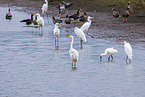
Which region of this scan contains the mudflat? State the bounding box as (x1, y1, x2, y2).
(1, 0, 145, 47)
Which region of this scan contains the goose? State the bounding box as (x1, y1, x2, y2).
(59, 1, 65, 18)
(122, 7, 130, 21)
(6, 8, 12, 20)
(52, 16, 62, 24)
(69, 9, 81, 23)
(112, 8, 119, 20)
(65, 15, 71, 27)
(79, 12, 87, 25)
(20, 14, 35, 26)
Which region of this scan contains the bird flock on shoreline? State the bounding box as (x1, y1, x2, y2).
(5, 0, 133, 68)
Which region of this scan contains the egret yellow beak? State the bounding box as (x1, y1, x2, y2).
(120, 42, 125, 44)
(71, 28, 74, 30)
(91, 17, 94, 19)
(65, 36, 71, 38)
(59, 23, 63, 25)
(33, 14, 36, 16)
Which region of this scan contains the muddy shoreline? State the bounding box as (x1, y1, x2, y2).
(1, 0, 145, 47)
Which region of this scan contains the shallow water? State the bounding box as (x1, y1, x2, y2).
(0, 6, 145, 97)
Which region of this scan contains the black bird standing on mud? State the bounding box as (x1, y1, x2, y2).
(52, 16, 62, 24)
(122, 7, 130, 21)
(6, 8, 12, 20)
(20, 14, 35, 26)
(79, 12, 87, 25)
(112, 8, 119, 20)
(65, 15, 71, 27)
(69, 9, 82, 23)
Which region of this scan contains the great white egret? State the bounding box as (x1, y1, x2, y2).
(100, 47, 118, 61)
(112, 8, 119, 20)
(6, 8, 12, 20)
(122, 7, 130, 21)
(71, 27, 87, 47)
(121, 41, 133, 63)
(65, 35, 79, 67)
(34, 13, 44, 34)
(42, 0, 48, 16)
(20, 14, 35, 26)
(53, 23, 62, 46)
(65, 15, 71, 27)
(80, 16, 94, 32)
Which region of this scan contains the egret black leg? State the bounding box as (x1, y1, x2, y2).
(72, 61, 74, 67)
(108, 55, 110, 61)
(55, 37, 56, 46)
(100, 56, 102, 62)
(126, 56, 128, 63)
(80, 39, 83, 49)
(57, 38, 59, 46)
(129, 59, 131, 63)
(111, 55, 113, 60)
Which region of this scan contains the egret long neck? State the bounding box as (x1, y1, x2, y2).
(70, 36, 74, 49)
(45, 0, 48, 4)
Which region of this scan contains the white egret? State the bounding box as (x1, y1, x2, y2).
(6, 8, 12, 20)
(53, 23, 62, 46)
(65, 35, 79, 67)
(42, 0, 48, 16)
(71, 27, 87, 47)
(35, 13, 44, 34)
(80, 16, 94, 32)
(121, 41, 133, 63)
(100, 47, 118, 61)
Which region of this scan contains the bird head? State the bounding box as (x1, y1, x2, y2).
(65, 36, 71, 38)
(121, 41, 127, 44)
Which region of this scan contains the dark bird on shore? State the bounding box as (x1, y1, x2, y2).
(20, 14, 35, 26)
(52, 16, 62, 24)
(6, 8, 12, 20)
(59, 1, 65, 18)
(112, 8, 119, 20)
(65, 15, 71, 27)
(122, 7, 130, 21)
(127, 1, 133, 14)
(69, 9, 81, 23)
(62, 1, 73, 8)
(79, 12, 87, 25)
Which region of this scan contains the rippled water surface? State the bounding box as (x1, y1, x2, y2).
(0, 6, 145, 97)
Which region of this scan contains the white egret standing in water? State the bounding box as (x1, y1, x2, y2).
(121, 41, 133, 63)
(34, 13, 44, 35)
(80, 16, 94, 32)
(42, 0, 48, 17)
(65, 35, 79, 67)
(100, 47, 118, 61)
(71, 27, 87, 48)
(53, 23, 62, 46)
